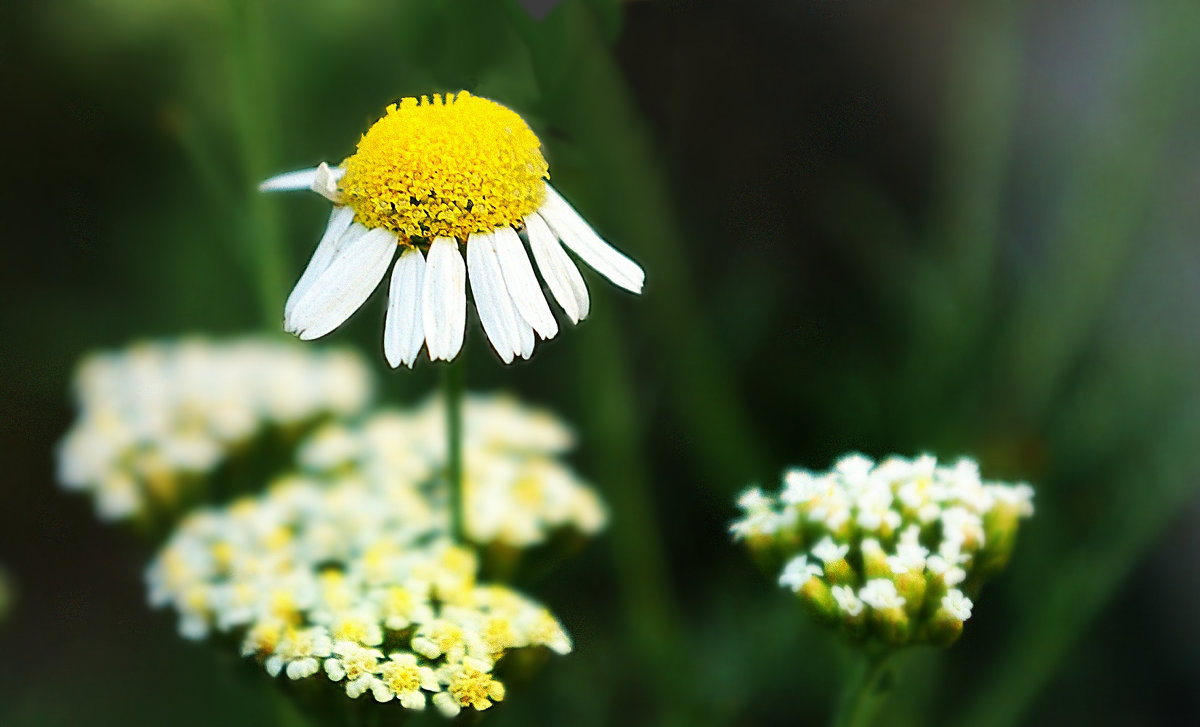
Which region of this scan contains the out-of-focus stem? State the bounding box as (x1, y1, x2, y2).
(442, 357, 465, 542)
(952, 402, 1200, 727)
(574, 305, 683, 679)
(936, 0, 1022, 309)
(993, 1, 1200, 423)
(833, 651, 897, 727)
(224, 0, 287, 331)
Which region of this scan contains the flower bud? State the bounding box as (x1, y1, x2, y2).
(926, 590, 973, 647)
(860, 539, 891, 580)
(801, 578, 841, 625)
(894, 571, 927, 618)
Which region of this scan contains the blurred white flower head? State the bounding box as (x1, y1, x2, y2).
(731, 453, 1034, 648)
(260, 91, 644, 366)
(147, 470, 573, 717)
(297, 392, 606, 549)
(56, 337, 372, 521)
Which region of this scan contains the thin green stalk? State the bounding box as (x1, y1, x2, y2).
(952, 404, 1200, 727)
(574, 306, 683, 688)
(993, 0, 1200, 422)
(442, 358, 465, 542)
(224, 0, 287, 331)
(935, 0, 1023, 305)
(905, 0, 1023, 401)
(833, 651, 898, 727)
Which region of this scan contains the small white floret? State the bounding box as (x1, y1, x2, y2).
(941, 589, 973, 621)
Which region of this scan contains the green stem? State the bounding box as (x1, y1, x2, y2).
(935, 0, 1022, 307)
(952, 403, 1200, 727)
(833, 651, 896, 727)
(992, 0, 1200, 423)
(442, 357, 465, 542)
(574, 306, 684, 690)
(224, 0, 287, 331)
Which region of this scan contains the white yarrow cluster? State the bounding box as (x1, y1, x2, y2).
(732, 453, 1033, 647)
(297, 393, 607, 548)
(57, 338, 372, 520)
(147, 473, 573, 717)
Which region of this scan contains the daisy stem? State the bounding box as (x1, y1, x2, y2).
(442, 357, 465, 542)
(832, 651, 896, 727)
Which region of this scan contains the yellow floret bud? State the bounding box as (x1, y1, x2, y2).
(799, 578, 839, 625)
(823, 557, 857, 586)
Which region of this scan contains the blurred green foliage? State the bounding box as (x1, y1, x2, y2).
(2, 0, 1199, 726)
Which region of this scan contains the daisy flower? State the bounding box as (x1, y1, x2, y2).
(260, 91, 645, 367)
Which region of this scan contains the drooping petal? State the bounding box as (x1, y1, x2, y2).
(525, 212, 590, 323)
(259, 166, 322, 192)
(285, 206, 357, 318)
(513, 311, 535, 360)
(309, 163, 346, 203)
(422, 237, 467, 361)
(538, 186, 644, 293)
(285, 227, 397, 341)
(467, 232, 521, 364)
(383, 247, 427, 369)
(259, 163, 345, 199)
(493, 226, 559, 340)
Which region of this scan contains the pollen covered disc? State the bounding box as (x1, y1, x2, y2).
(340, 92, 549, 241)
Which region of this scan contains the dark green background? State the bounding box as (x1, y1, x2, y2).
(2, 1, 1199, 725)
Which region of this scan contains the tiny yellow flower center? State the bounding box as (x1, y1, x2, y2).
(245, 620, 284, 656)
(431, 622, 464, 653)
(340, 91, 549, 241)
(448, 663, 504, 709)
(342, 649, 379, 680)
(331, 614, 378, 645)
(380, 661, 421, 693)
(481, 617, 518, 654)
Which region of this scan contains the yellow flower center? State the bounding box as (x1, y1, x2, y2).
(481, 617, 517, 654)
(331, 616, 371, 643)
(448, 663, 504, 709)
(340, 91, 549, 241)
(342, 649, 379, 680)
(380, 661, 421, 693)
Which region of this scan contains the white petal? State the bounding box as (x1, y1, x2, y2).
(422, 237, 467, 361)
(285, 227, 397, 340)
(399, 690, 426, 710)
(526, 212, 590, 323)
(310, 163, 345, 203)
(286, 206, 357, 318)
(466, 232, 520, 364)
(539, 185, 644, 293)
(485, 234, 534, 359)
(514, 314, 535, 359)
(259, 167, 321, 192)
(494, 226, 559, 340)
(384, 247, 427, 368)
(433, 692, 461, 718)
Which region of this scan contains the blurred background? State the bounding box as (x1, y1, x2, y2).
(3, 0, 1199, 725)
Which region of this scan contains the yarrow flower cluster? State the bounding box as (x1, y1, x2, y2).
(147, 472, 574, 717)
(56, 338, 372, 520)
(297, 393, 607, 549)
(260, 91, 644, 366)
(731, 454, 1034, 647)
